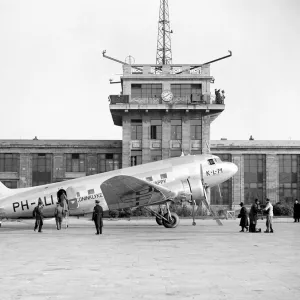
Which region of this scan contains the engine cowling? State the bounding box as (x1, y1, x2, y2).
(186, 175, 206, 206)
(173, 174, 206, 206)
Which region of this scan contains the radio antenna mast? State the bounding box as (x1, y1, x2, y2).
(156, 0, 173, 65)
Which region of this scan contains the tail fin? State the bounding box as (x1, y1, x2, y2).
(0, 181, 9, 197)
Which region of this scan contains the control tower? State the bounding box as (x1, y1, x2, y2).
(109, 61, 227, 168)
(106, 0, 231, 168)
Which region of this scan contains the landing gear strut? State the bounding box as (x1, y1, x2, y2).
(145, 203, 180, 228)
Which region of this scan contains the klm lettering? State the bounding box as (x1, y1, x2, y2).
(206, 168, 223, 176)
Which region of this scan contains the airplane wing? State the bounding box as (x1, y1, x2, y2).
(100, 175, 176, 210)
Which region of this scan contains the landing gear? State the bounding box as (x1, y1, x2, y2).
(162, 212, 180, 228)
(156, 216, 163, 226)
(144, 202, 180, 228)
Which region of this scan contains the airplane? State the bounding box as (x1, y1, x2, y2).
(0, 154, 238, 228)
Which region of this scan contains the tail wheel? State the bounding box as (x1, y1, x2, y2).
(156, 216, 163, 225)
(162, 212, 180, 228)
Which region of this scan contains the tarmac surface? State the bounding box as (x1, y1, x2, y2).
(0, 217, 299, 300)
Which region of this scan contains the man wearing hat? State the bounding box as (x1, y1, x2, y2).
(263, 198, 274, 233)
(33, 199, 44, 232)
(238, 202, 249, 232)
(92, 200, 104, 235)
(249, 198, 261, 233)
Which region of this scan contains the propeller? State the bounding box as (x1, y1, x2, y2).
(191, 160, 223, 226)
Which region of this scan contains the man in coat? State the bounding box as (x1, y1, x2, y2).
(92, 200, 104, 235)
(238, 202, 249, 232)
(249, 198, 261, 233)
(294, 199, 300, 222)
(33, 199, 44, 232)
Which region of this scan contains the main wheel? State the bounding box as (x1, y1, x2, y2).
(156, 216, 163, 225)
(162, 212, 180, 228)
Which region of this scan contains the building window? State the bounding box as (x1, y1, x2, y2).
(66, 154, 85, 172)
(279, 155, 298, 203)
(98, 154, 121, 173)
(150, 120, 162, 140)
(32, 154, 52, 186)
(150, 150, 162, 162)
(131, 119, 142, 140)
(191, 150, 202, 155)
(2, 180, 18, 189)
(170, 150, 182, 158)
(0, 154, 19, 172)
(211, 154, 232, 205)
(171, 120, 182, 140)
(244, 154, 266, 205)
(190, 119, 202, 140)
(171, 84, 201, 98)
(131, 150, 142, 166)
(131, 84, 162, 98)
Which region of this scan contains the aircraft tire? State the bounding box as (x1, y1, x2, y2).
(156, 216, 163, 225)
(162, 212, 180, 228)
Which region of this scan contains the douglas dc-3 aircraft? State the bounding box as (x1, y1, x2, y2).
(0, 154, 237, 228)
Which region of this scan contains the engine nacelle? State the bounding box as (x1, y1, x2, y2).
(173, 175, 206, 206)
(187, 175, 206, 206)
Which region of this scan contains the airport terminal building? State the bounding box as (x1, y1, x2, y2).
(0, 62, 298, 209)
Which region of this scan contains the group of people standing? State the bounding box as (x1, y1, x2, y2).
(33, 189, 69, 232)
(238, 198, 274, 233)
(32, 190, 104, 235)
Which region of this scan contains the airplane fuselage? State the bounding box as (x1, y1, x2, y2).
(0, 154, 237, 220)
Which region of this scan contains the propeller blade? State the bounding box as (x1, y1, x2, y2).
(192, 199, 196, 226)
(202, 186, 223, 226)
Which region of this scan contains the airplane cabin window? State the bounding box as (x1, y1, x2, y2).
(208, 159, 215, 165)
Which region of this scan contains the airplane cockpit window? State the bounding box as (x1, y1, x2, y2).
(208, 159, 215, 165)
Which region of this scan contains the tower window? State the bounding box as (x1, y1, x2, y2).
(150, 120, 162, 140)
(131, 150, 142, 166)
(131, 84, 162, 98)
(190, 119, 202, 140)
(131, 120, 142, 140)
(171, 120, 182, 140)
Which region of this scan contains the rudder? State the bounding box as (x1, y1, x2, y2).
(0, 181, 9, 197)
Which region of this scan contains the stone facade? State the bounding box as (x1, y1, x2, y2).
(0, 140, 122, 188)
(1, 139, 300, 206)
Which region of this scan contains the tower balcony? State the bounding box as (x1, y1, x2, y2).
(109, 94, 224, 105)
(109, 93, 224, 126)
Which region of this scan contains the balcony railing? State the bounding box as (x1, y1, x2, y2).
(122, 64, 211, 76)
(109, 94, 225, 105)
(109, 95, 129, 104)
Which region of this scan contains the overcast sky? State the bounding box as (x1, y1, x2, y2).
(0, 0, 299, 141)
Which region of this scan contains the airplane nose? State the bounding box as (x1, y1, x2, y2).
(228, 162, 238, 176)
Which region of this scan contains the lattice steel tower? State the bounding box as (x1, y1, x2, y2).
(156, 0, 172, 65)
